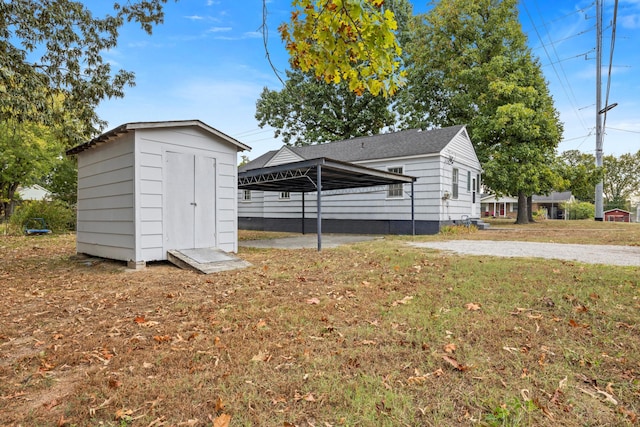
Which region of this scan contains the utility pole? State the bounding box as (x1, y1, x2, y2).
(594, 0, 604, 221)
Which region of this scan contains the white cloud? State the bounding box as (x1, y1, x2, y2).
(185, 15, 204, 21)
(207, 26, 232, 33)
(619, 14, 640, 29)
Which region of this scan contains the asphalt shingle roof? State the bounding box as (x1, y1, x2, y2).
(241, 125, 465, 171)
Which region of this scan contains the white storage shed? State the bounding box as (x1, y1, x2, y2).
(67, 120, 250, 267)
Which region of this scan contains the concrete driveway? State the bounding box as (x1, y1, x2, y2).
(410, 240, 640, 267)
(239, 234, 380, 249)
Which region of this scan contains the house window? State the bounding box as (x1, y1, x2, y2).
(467, 171, 471, 192)
(242, 190, 251, 201)
(387, 167, 404, 198)
(477, 174, 481, 192)
(452, 168, 459, 199)
(279, 191, 290, 200)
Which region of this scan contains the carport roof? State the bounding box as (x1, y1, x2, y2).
(237, 157, 416, 193)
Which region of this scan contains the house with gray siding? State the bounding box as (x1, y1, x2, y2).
(67, 120, 250, 267)
(238, 125, 482, 234)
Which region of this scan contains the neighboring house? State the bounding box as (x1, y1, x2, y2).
(238, 125, 482, 235)
(480, 194, 518, 218)
(66, 120, 250, 267)
(17, 184, 52, 201)
(481, 191, 576, 219)
(604, 208, 631, 222)
(532, 191, 575, 219)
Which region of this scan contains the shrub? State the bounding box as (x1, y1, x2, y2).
(9, 200, 75, 234)
(562, 201, 595, 220)
(440, 224, 478, 235)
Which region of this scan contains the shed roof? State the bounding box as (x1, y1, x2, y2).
(240, 125, 466, 172)
(67, 120, 251, 155)
(604, 209, 631, 214)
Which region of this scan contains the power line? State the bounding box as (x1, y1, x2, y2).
(607, 127, 640, 134)
(601, 0, 619, 136)
(525, 1, 591, 133)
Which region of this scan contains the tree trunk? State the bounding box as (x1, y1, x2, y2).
(515, 190, 529, 224)
(527, 195, 535, 223)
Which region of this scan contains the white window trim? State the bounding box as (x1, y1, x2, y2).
(386, 166, 404, 199)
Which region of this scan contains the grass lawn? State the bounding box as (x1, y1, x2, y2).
(0, 221, 638, 426)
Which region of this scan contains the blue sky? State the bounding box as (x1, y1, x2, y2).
(97, 0, 639, 160)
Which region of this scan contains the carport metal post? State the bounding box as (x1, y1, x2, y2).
(411, 181, 415, 236)
(317, 163, 322, 251)
(302, 192, 305, 235)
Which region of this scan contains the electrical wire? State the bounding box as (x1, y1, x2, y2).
(525, 1, 591, 133)
(602, 0, 619, 135)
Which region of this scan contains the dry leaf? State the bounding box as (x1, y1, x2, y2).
(134, 315, 146, 324)
(575, 305, 589, 313)
(213, 413, 231, 427)
(153, 335, 171, 343)
(115, 408, 133, 420)
(442, 355, 470, 371)
(256, 319, 267, 328)
(392, 295, 414, 306)
(465, 302, 481, 311)
(306, 297, 320, 305)
(214, 397, 225, 412)
(251, 351, 269, 362)
(443, 343, 456, 353)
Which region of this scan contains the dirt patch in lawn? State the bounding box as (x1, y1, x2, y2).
(0, 232, 638, 426)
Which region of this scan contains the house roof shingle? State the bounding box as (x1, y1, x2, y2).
(241, 125, 466, 172)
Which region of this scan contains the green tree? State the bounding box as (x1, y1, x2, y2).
(603, 151, 640, 210)
(0, 120, 63, 220)
(398, 0, 563, 224)
(279, 0, 405, 97)
(1, 1, 172, 142)
(255, 69, 397, 146)
(557, 150, 602, 203)
(41, 155, 78, 206)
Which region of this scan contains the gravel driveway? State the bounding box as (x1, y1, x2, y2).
(409, 240, 640, 266)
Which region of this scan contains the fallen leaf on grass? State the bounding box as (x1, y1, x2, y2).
(574, 305, 589, 313)
(133, 315, 146, 324)
(442, 355, 471, 371)
(356, 340, 377, 346)
(443, 343, 456, 353)
(43, 399, 61, 410)
(465, 302, 481, 311)
(392, 296, 413, 306)
(618, 406, 638, 423)
(306, 297, 320, 305)
(256, 319, 267, 328)
(251, 351, 270, 362)
(294, 391, 317, 402)
(153, 335, 171, 343)
(569, 319, 589, 328)
(213, 414, 231, 427)
(115, 408, 133, 420)
(214, 397, 225, 412)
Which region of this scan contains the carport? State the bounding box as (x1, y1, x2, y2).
(238, 157, 417, 250)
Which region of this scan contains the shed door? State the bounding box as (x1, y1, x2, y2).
(165, 152, 216, 250)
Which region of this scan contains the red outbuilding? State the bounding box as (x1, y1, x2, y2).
(604, 208, 631, 222)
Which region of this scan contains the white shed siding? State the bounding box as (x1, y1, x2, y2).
(136, 127, 239, 258)
(76, 135, 135, 261)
